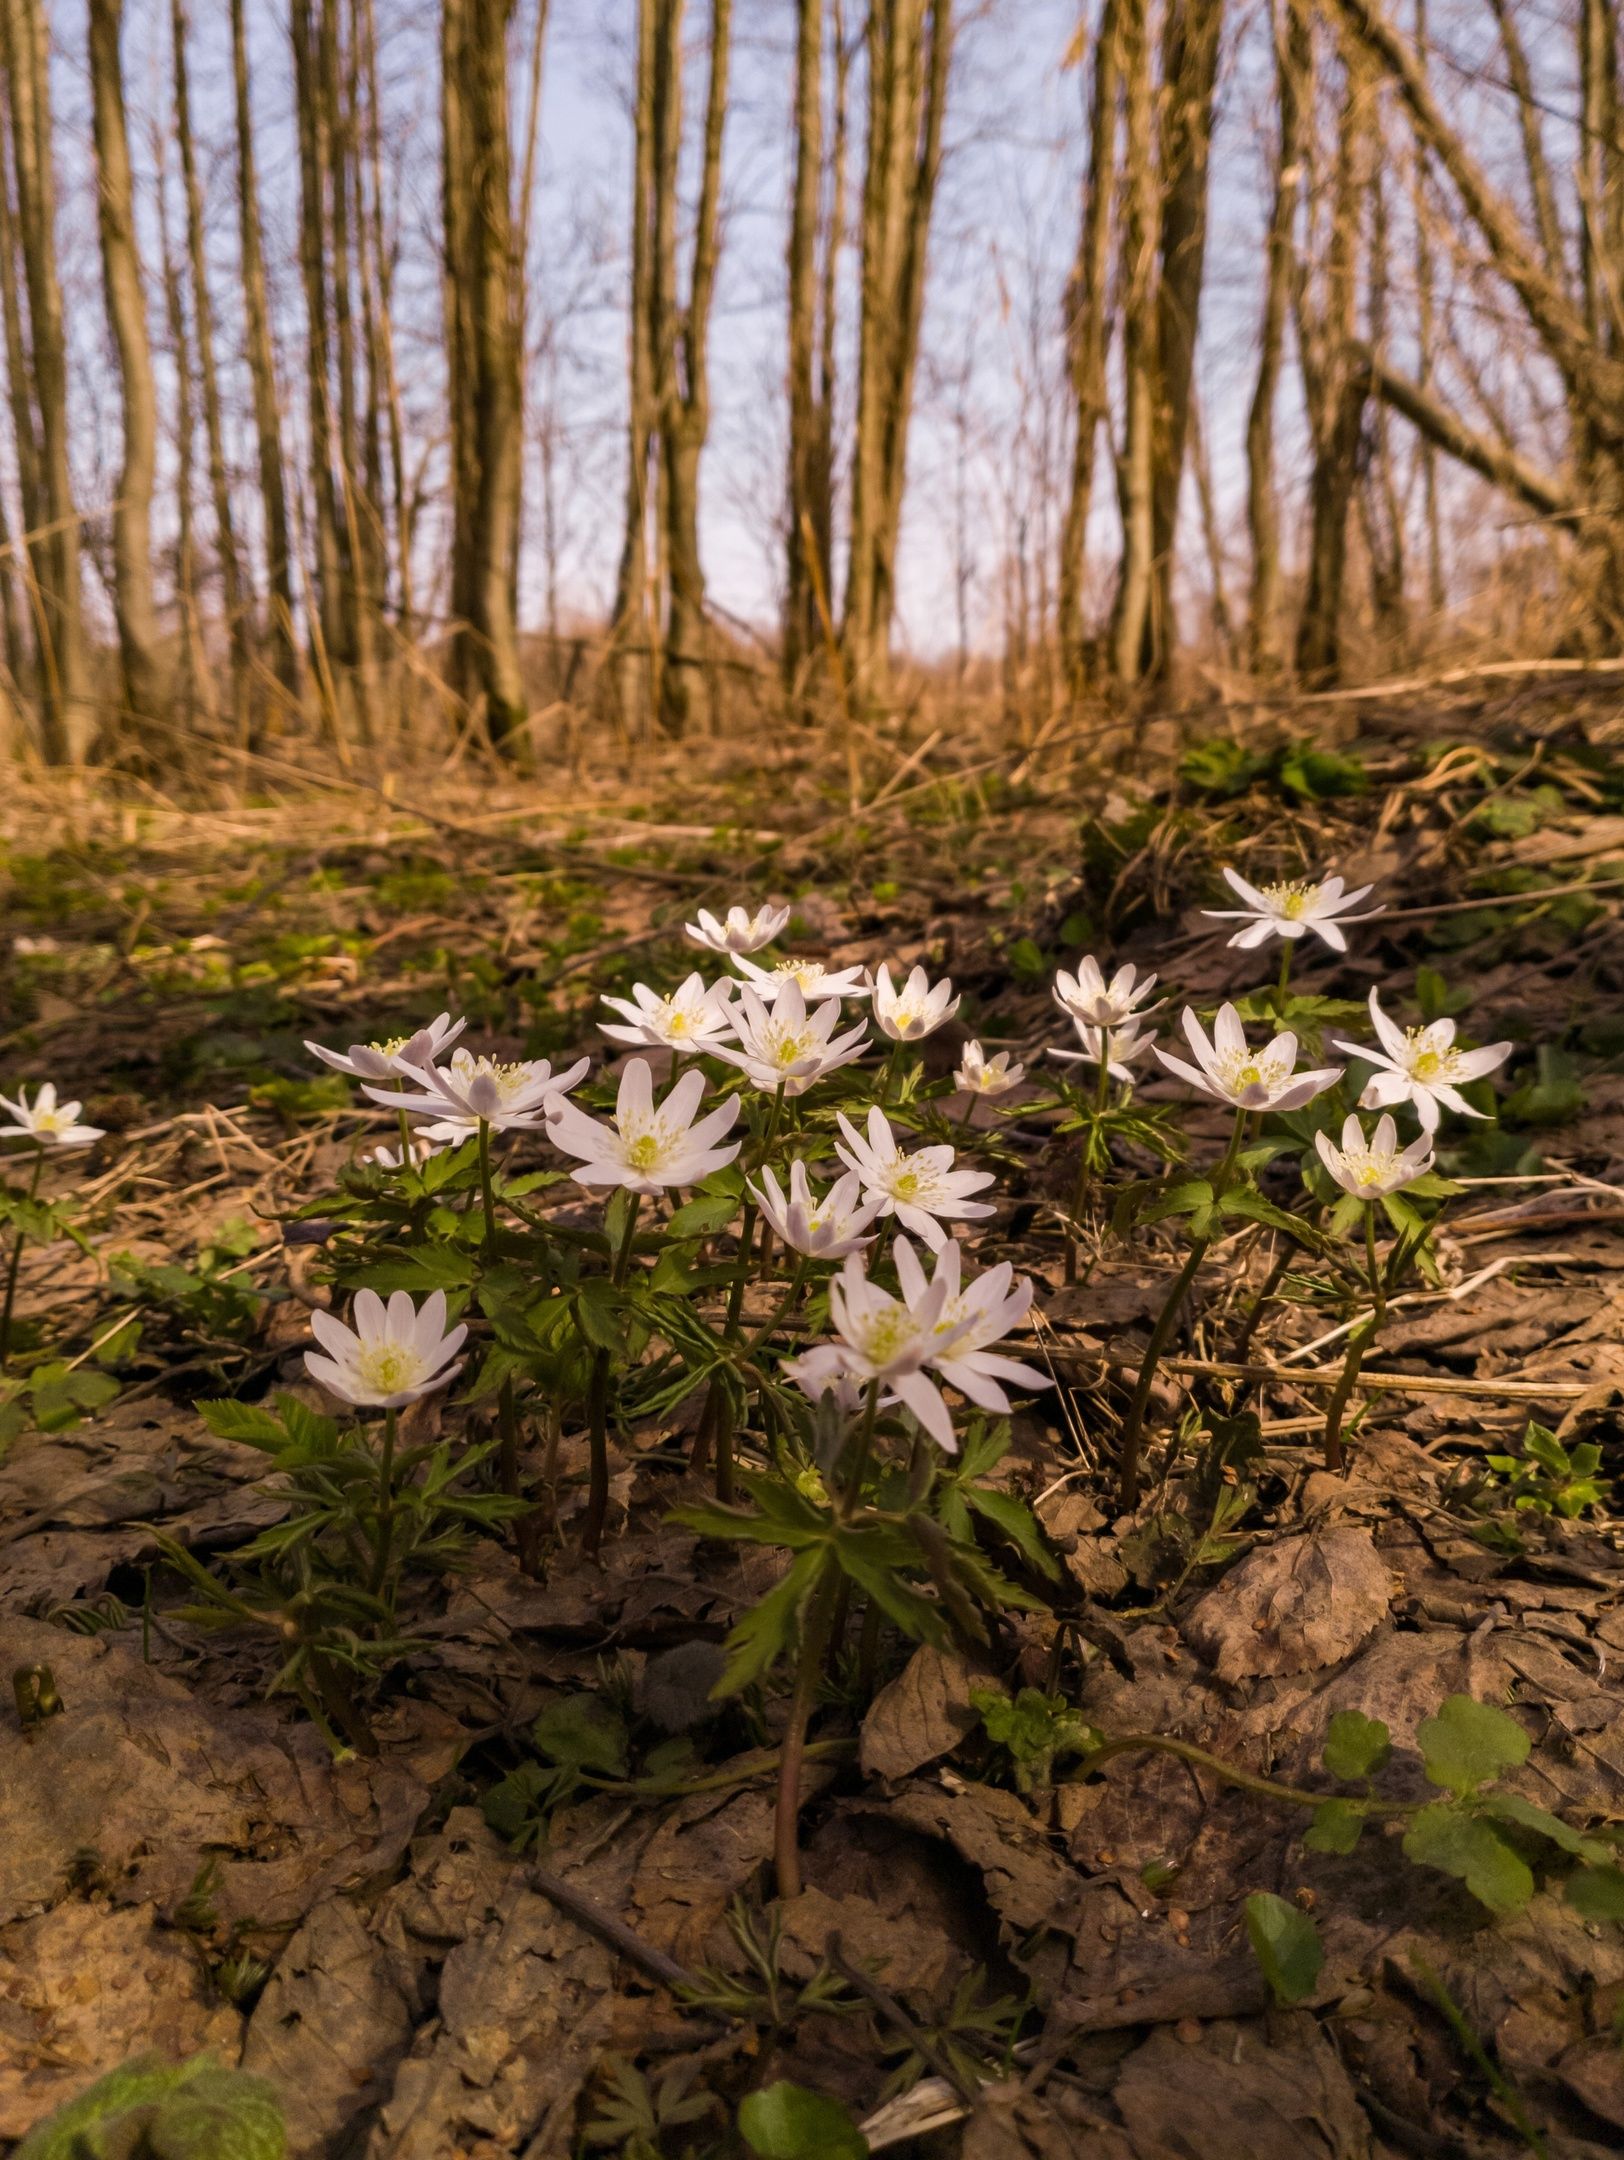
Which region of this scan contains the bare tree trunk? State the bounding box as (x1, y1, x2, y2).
(356, 0, 413, 645)
(328, 0, 377, 742)
(0, 91, 36, 696)
(443, 0, 530, 755)
(657, 0, 731, 737)
(609, 0, 658, 737)
(1410, 0, 1443, 622)
(2, 0, 87, 762)
(153, 121, 211, 722)
(290, 0, 349, 703)
(172, 0, 244, 732)
(844, 0, 952, 706)
(231, 0, 299, 719)
(1244, 0, 1305, 675)
(1108, 0, 1158, 684)
(1295, 37, 1367, 683)
(1058, 0, 1120, 699)
(1145, 0, 1223, 682)
(784, 0, 824, 689)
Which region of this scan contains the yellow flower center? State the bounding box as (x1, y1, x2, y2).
(892, 1169, 921, 1199)
(625, 1132, 663, 1170)
(1262, 879, 1315, 919)
(355, 1342, 420, 1395)
(1412, 1047, 1443, 1080)
(859, 1310, 913, 1364)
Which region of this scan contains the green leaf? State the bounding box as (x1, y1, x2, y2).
(1402, 1804, 1534, 1914)
(1243, 1892, 1323, 2004)
(737, 2082, 868, 2160)
(1482, 1792, 1610, 1863)
(1417, 1694, 1530, 1797)
(1323, 1709, 1392, 1782)
(1567, 1865, 1624, 1920)
(29, 1363, 120, 1432)
(14, 2054, 285, 2160)
(1303, 1799, 1366, 1855)
(714, 1549, 831, 1696)
(962, 1483, 1059, 1577)
(665, 1191, 742, 1238)
(531, 1694, 628, 1777)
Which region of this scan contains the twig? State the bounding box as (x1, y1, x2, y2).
(527, 1862, 700, 1994)
(825, 1934, 981, 2104)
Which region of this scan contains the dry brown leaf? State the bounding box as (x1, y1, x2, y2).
(859, 1644, 983, 1782)
(1184, 1529, 1394, 1683)
(1112, 2015, 1375, 2159)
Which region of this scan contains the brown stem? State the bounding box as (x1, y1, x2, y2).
(773, 1556, 840, 1901)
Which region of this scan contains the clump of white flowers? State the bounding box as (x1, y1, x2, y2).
(1204, 867, 1380, 952)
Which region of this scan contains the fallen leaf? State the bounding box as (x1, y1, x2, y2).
(859, 1645, 983, 1782)
(1184, 1529, 1394, 1683)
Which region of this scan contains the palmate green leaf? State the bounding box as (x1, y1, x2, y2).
(196, 1397, 288, 1452)
(531, 1694, 628, 1776)
(29, 1363, 120, 1432)
(665, 1191, 743, 1238)
(1417, 1694, 1530, 1797)
(15, 2054, 286, 2160)
(832, 1527, 947, 1643)
(1303, 1798, 1366, 1855)
(355, 1242, 479, 1292)
(1323, 1709, 1392, 1782)
(713, 1548, 832, 1697)
(1243, 1892, 1324, 2004)
(1140, 1178, 1214, 1227)
(737, 2082, 867, 2160)
(1402, 1804, 1534, 1914)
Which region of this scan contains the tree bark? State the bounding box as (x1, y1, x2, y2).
(609, 0, 659, 737)
(2, 0, 87, 761)
(1245, 0, 1306, 675)
(231, 0, 299, 715)
(1058, 0, 1120, 699)
(443, 0, 530, 755)
(1145, 0, 1223, 682)
(844, 0, 952, 705)
(1108, 0, 1158, 684)
(784, 0, 825, 690)
(172, 0, 245, 732)
(656, 0, 731, 736)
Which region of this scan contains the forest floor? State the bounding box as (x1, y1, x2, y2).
(3, 686, 1624, 2159)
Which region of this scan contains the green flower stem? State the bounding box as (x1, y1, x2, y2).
(1274, 939, 1293, 1019)
(1065, 1052, 1114, 1286)
(724, 1084, 787, 1335)
(1076, 1729, 1408, 1817)
(477, 1119, 499, 1259)
(1115, 1107, 1247, 1507)
(1323, 1203, 1387, 1473)
(0, 1148, 45, 1369)
(773, 1556, 841, 1900)
(880, 1040, 905, 1103)
(583, 1196, 643, 1559)
(774, 1379, 881, 1900)
(741, 1255, 810, 1358)
(369, 1406, 399, 1598)
(396, 1109, 414, 1163)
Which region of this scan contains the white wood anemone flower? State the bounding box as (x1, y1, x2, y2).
(730, 955, 872, 1004)
(1048, 1015, 1157, 1085)
(600, 972, 738, 1055)
(711, 979, 869, 1096)
(547, 1057, 741, 1194)
(1156, 1003, 1341, 1112)
(1053, 957, 1163, 1030)
(892, 1236, 1051, 1413)
(872, 962, 960, 1042)
(363, 1048, 591, 1138)
(0, 1082, 104, 1151)
(822, 1250, 978, 1452)
(834, 1106, 996, 1251)
(685, 903, 792, 956)
(305, 1287, 467, 1409)
(1333, 990, 1512, 1135)
(782, 1344, 874, 1421)
(1203, 868, 1380, 952)
(954, 1042, 1024, 1096)
(749, 1161, 880, 1259)
(306, 1010, 466, 1079)
(1315, 1112, 1435, 1198)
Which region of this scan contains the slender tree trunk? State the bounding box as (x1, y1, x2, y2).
(1245, 0, 1305, 675)
(844, 0, 951, 706)
(657, 0, 731, 737)
(3, 0, 87, 762)
(231, 0, 299, 718)
(0, 92, 36, 696)
(153, 123, 211, 721)
(609, 0, 658, 737)
(172, 0, 245, 732)
(1058, 0, 1119, 700)
(1145, 0, 1223, 682)
(443, 0, 530, 755)
(328, 0, 377, 741)
(356, 0, 413, 645)
(1296, 38, 1367, 683)
(290, 0, 349, 700)
(1109, 0, 1158, 684)
(784, 0, 824, 689)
